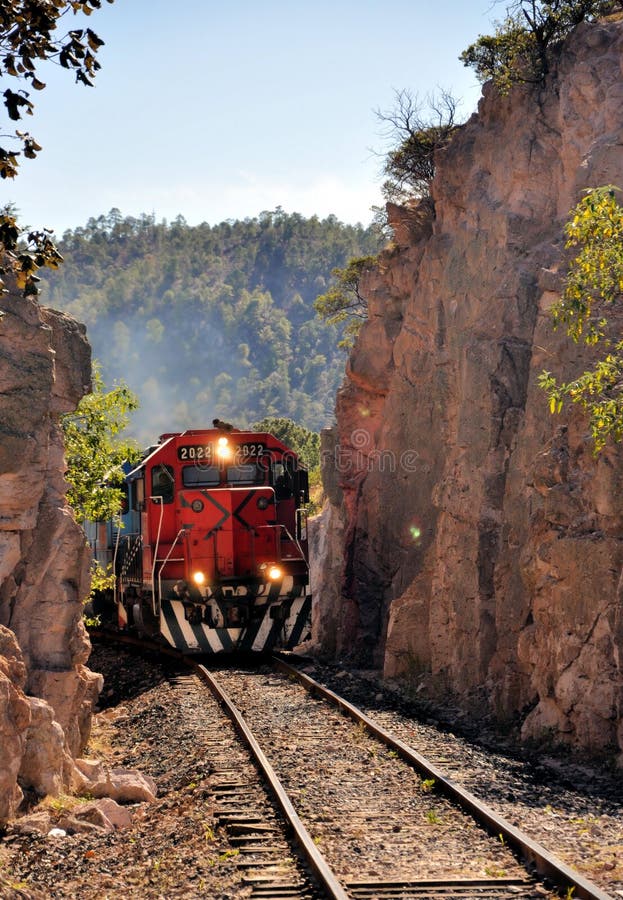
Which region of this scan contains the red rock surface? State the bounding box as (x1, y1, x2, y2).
(0, 287, 101, 823)
(312, 18, 623, 758)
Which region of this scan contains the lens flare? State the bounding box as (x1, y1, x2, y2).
(192, 571, 206, 585)
(268, 565, 282, 581)
(409, 525, 422, 541)
(216, 436, 233, 460)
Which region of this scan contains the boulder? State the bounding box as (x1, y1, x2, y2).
(75, 759, 157, 803)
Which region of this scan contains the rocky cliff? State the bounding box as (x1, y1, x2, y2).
(314, 18, 623, 757)
(0, 286, 102, 823)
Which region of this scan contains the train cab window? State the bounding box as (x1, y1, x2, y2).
(151, 464, 174, 503)
(272, 461, 293, 500)
(134, 477, 145, 510)
(226, 463, 262, 485)
(182, 465, 220, 487)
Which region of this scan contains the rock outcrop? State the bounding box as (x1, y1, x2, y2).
(315, 18, 623, 756)
(0, 287, 102, 822)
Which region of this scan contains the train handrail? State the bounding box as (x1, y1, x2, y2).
(278, 523, 307, 563)
(149, 496, 165, 614)
(111, 515, 123, 608)
(155, 528, 187, 615)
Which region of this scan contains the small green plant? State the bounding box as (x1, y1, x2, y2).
(204, 825, 216, 842)
(388, 749, 398, 759)
(426, 809, 441, 824)
(484, 866, 507, 878)
(83, 558, 115, 626)
(43, 794, 74, 813)
(351, 720, 368, 744)
(565, 887, 576, 900)
(208, 849, 240, 867)
(421, 778, 436, 793)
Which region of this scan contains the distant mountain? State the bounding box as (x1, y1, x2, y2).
(40, 208, 382, 441)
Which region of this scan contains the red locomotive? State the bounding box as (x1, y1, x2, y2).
(98, 424, 312, 653)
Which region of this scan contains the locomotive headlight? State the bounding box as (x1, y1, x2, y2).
(191, 498, 204, 513)
(257, 496, 269, 510)
(216, 436, 232, 460)
(268, 565, 282, 581)
(192, 571, 206, 586)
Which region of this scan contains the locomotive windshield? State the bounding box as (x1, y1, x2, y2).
(226, 463, 263, 485)
(182, 465, 220, 487)
(181, 461, 265, 487)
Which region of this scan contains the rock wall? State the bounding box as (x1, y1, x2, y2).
(0, 287, 102, 823)
(315, 19, 623, 756)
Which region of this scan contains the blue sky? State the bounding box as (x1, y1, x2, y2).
(5, 1, 498, 235)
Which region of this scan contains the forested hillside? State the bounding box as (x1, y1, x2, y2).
(39, 208, 382, 441)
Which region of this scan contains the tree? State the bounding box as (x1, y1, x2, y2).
(460, 1, 618, 94)
(251, 416, 321, 472)
(0, 1, 113, 295)
(314, 255, 378, 349)
(375, 89, 460, 206)
(538, 186, 623, 451)
(62, 364, 140, 521)
(252, 416, 323, 511)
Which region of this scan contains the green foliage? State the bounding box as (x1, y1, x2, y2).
(83, 559, 114, 625)
(39, 209, 382, 436)
(0, 1, 112, 295)
(0, 207, 63, 295)
(460, 1, 616, 93)
(314, 255, 378, 348)
(251, 416, 320, 470)
(90, 559, 114, 593)
(376, 89, 460, 206)
(62, 364, 140, 521)
(539, 186, 623, 451)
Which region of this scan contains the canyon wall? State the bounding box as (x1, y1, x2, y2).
(314, 18, 623, 756)
(0, 287, 102, 823)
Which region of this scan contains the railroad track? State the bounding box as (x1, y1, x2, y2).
(167, 672, 322, 899)
(90, 631, 613, 900)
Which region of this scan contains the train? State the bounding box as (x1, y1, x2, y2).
(89, 423, 312, 654)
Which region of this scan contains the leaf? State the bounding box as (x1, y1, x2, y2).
(86, 28, 105, 50)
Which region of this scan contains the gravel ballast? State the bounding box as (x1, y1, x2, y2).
(0, 643, 621, 899)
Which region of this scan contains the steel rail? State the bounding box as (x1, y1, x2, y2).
(272, 656, 613, 900)
(193, 663, 349, 900)
(89, 631, 348, 897)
